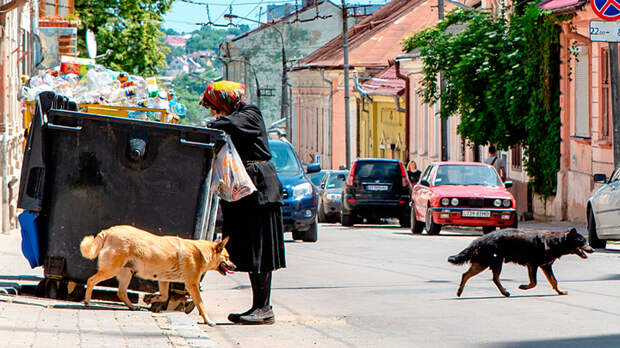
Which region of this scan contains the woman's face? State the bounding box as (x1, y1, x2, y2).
(408, 162, 417, 171)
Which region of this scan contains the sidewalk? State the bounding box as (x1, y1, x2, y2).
(0, 231, 218, 348)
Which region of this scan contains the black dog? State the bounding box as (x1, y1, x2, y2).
(448, 228, 593, 297)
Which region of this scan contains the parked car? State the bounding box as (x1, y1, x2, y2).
(340, 158, 411, 227)
(308, 170, 327, 189)
(317, 170, 348, 222)
(411, 162, 517, 235)
(587, 168, 620, 249)
(268, 140, 320, 242)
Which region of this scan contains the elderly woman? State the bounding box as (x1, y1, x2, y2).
(200, 81, 285, 325)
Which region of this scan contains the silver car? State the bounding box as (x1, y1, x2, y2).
(587, 167, 620, 249)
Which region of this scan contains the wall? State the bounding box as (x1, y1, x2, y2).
(356, 95, 406, 162)
(1, 0, 35, 234)
(223, 2, 357, 127)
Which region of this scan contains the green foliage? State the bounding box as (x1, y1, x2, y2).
(185, 25, 250, 55)
(75, 0, 173, 76)
(171, 69, 220, 126)
(402, 5, 568, 198)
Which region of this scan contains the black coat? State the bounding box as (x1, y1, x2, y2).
(207, 103, 285, 272)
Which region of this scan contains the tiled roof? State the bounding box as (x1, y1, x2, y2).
(536, 0, 587, 13)
(297, 0, 440, 68)
(360, 65, 408, 96)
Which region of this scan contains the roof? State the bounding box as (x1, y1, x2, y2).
(360, 64, 408, 96)
(296, 0, 437, 69)
(536, 0, 587, 13)
(166, 36, 186, 46)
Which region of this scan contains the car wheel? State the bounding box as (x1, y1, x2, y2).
(303, 217, 318, 243)
(318, 205, 327, 223)
(292, 230, 303, 240)
(341, 212, 354, 227)
(411, 206, 424, 234)
(588, 208, 606, 249)
(425, 208, 441, 235)
(399, 214, 411, 228)
(482, 226, 496, 234)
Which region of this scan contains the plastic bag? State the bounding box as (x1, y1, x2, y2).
(211, 136, 256, 201)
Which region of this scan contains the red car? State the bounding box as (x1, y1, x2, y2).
(411, 162, 517, 235)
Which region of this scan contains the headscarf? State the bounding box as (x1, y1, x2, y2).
(200, 80, 245, 115)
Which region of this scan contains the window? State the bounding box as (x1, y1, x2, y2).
(511, 144, 522, 170)
(573, 44, 590, 138)
(600, 47, 612, 140)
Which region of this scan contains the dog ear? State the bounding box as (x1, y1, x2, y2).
(568, 228, 578, 235)
(215, 236, 229, 253)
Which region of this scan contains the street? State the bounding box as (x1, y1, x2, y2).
(1, 221, 619, 347)
(199, 222, 620, 347)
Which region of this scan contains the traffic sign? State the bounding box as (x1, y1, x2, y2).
(590, 20, 620, 42)
(591, 0, 620, 21)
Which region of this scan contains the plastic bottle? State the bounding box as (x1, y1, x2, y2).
(146, 78, 159, 98)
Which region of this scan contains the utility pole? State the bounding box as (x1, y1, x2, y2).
(610, 43, 620, 168)
(438, 0, 448, 161)
(341, 0, 351, 168)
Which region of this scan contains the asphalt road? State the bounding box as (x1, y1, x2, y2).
(196, 222, 620, 348)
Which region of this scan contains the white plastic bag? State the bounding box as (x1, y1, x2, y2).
(211, 136, 257, 202)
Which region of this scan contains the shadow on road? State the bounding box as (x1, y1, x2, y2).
(449, 294, 558, 300)
(485, 334, 620, 348)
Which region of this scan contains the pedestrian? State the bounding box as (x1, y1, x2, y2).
(484, 145, 506, 182)
(200, 81, 285, 325)
(406, 160, 421, 184)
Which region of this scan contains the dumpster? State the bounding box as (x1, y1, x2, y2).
(18, 92, 225, 304)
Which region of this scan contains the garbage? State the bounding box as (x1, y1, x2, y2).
(22, 56, 187, 122)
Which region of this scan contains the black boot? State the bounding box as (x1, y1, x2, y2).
(239, 272, 275, 325)
(228, 273, 260, 323)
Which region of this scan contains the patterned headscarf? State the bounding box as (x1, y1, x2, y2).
(200, 80, 245, 115)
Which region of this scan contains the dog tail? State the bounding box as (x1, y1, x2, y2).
(448, 247, 474, 265)
(80, 231, 107, 259)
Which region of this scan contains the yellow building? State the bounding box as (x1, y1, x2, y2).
(355, 65, 408, 163)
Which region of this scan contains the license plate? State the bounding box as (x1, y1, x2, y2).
(462, 210, 491, 218)
(365, 185, 389, 191)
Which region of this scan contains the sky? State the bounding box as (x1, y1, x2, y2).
(163, 0, 391, 34)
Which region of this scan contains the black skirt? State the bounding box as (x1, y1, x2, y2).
(220, 193, 286, 273)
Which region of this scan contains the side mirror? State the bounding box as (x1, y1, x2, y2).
(307, 163, 321, 174)
(593, 173, 607, 184)
(504, 181, 513, 188)
(337, 174, 346, 180)
(419, 179, 430, 187)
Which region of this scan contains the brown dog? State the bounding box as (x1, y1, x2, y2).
(80, 225, 236, 326)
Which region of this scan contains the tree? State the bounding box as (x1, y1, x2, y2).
(402, 5, 567, 198)
(75, 0, 173, 76)
(171, 69, 220, 126)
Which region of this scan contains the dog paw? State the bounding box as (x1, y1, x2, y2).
(519, 284, 534, 290)
(205, 319, 216, 327)
(502, 291, 511, 297)
(557, 290, 568, 295)
(456, 290, 462, 297)
(83, 300, 90, 307)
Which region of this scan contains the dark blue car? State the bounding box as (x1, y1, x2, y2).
(269, 140, 320, 242)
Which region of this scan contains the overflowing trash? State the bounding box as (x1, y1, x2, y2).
(22, 56, 186, 123)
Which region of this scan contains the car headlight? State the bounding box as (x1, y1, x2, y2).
(327, 193, 341, 201)
(441, 198, 450, 206)
(292, 183, 312, 199)
(493, 199, 502, 207)
(502, 199, 511, 207)
(451, 198, 459, 206)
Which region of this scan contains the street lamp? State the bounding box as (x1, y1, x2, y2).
(223, 13, 289, 139)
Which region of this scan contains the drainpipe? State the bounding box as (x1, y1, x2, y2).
(395, 60, 410, 162)
(1, 0, 29, 233)
(320, 69, 334, 169)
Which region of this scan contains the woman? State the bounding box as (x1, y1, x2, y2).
(407, 160, 421, 184)
(200, 81, 285, 325)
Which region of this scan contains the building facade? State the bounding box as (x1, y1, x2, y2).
(1, 0, 37, 234)
(220, 1, 360, 128)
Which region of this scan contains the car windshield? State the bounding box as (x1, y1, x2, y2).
(308, 172, 326, 186)
(270, 146, 302, 174)
(326, 172, 346, 189)
(355, 162, 400, 180)
(434, 165, 502, 187)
